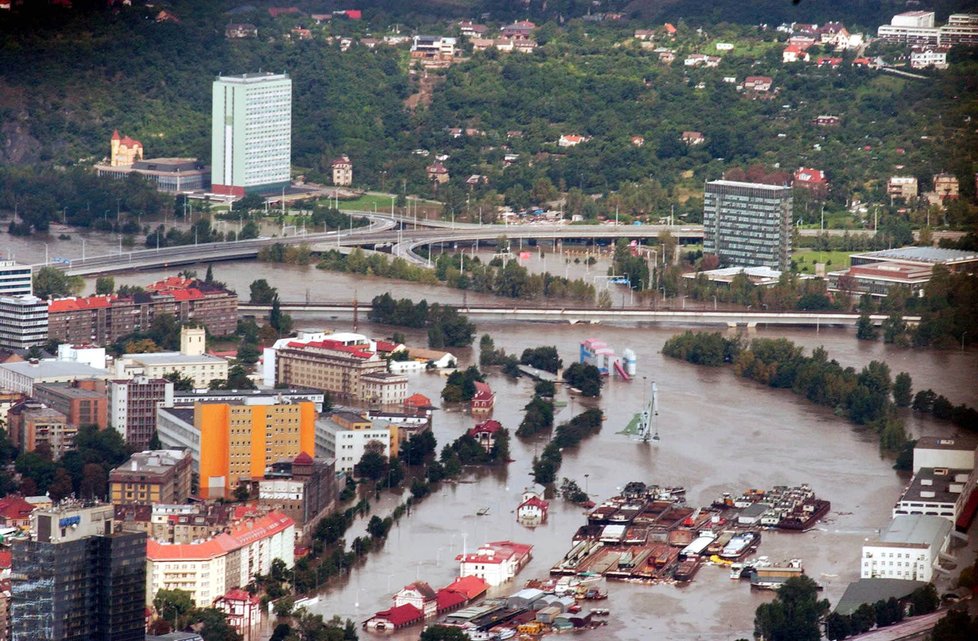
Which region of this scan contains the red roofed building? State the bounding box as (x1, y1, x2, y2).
(516, 491, 549, 527)
(274, 339, 387, 403)
(110, 130, 143, 167)
(404, 393, 432, 414)
(364, 603, 424, 631)
(435, 588, 467, 614)
(741, 76, 773, 93)
(470, 382, 495, 414)
(816, 56, 844, 68)
(48, 278, 237, 345)
(214, 589, 261, 635)
(793, 167, 829, 199)
(468, 419, 502, 451)
(782, 44, 810, 63)
(0, 496, 34, 529)
(456, 540, 533, 586)
(393, 581, 437, 619)
(441, 575, 489, 601)
(664, 23, 677, 36)
(146, 511, 295, 606)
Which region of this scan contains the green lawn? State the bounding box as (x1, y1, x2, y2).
(792, 250, 854, 274)
(333, 193, 398, 212)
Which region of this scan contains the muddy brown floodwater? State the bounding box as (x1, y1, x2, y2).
(89, 259, 977, 640)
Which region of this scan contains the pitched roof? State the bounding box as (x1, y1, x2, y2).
(442, 575, 489, 600)
(469, 419, 502, 435)
(403, 581, 437, 600)
(518, 496, 549, 511)
(0, 496, 34, 522)
(48, 295, 115, 313)
(404, 393, 432, 408)
(436, 588, 467, 612)
(472, 381, 494, 400)
(835, 579, 926, 615)
(147, 512, 294, 561)
(374, 604, 423, 626)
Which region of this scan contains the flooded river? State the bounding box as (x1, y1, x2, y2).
(25, 232, 978, 639)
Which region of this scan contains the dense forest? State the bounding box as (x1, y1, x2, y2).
(1, 0, 976, 232)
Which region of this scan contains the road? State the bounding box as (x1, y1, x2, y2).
(35, 212, 966, 276)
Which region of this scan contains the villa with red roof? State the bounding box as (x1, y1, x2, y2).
(456, 540, 533, 586)
(214, 589, 262, 635)
(468, 419, 503, 452)
(110, 129, 143, 167)
(404, 393, 432, 414)
(470, 381, 495, 414)
(393, 581, 438, 619)
(0, 496, 34, 529)
(516, 490, 549, 528)
(146, 511, 295, 607)
(364, 575, 488, 630)
(364, 603, 424, 631)
(794, 167, 829, 198)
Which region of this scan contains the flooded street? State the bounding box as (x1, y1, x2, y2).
(65, 245, 978, 639)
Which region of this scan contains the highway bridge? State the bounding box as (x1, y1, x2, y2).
(37, 211, 964, 276)
(238, 302, 917, 328)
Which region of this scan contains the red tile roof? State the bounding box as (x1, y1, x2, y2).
(469, 419, 502, 436)
(0, 550, 11, 570)
(518, 496, 549, 512)
(221, 588, 260, 604)
(286, 340, 374, 359)
(147, 512, 294, 561)
(404, 393, 431, 408)
(442, 575, 489, 600)
(436, 588, 467, 612)
(48, 295, 114, 313)
(0, 496, 35, 523)
(374, 604, 423, 627)
(456, 540, 533, 565)
(472, 381, 494, 401)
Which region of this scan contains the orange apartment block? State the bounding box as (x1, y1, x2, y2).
(195, 401, 316, 499)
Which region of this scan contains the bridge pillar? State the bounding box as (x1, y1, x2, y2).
(746, 322, 758, 331)
(726, 322, 738, 329)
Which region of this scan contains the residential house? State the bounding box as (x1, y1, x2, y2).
(631, 135, 645, 147)
(516, 490, 549, 527)
(793, 168, 829, 199)
(681, 131, 705, 146)
(558, 134, 587, 148)
(0, 496, 34, 530)
(654, 48, 676, 64)
(888, 176, 919, 202)
(458, 21, 487, 38)
(291, 27, 312, 40)
(816, 56, 843, 68)
(331, 155, 353, 186)
(813, 114, 841, 126)
(411, 35, 457, 61)
(468, 419, 502, 452)
(470, 381, 495, 414)
(225, 23, 257, 39)
(911, 45, 950, 69)
(426, 162, 450, 184)
(633, 29, 655, 40)
(782, 45, 810, 63)
(214, 589, 262, 637)
(933, 173, 959, 200)
(501, 20, 535, 40)
(741, 76, 773, 93)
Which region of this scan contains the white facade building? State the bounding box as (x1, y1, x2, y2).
(913, 436, 977, 473)
(56, 343, 106, 370)
(456, 540, 533, 587)
(115, 352, 228, 389)
(146, 511, 295, 607)
(861, 515, 952, 582)
(0, 360, 109, 395)
(361, 371, 409, 406)
(0, 295, 47, 349)
(211, 72, 292, 196)
(893, 466, 976, 523)
(0, 261, 32, 297)
(315, 413, 392, 472)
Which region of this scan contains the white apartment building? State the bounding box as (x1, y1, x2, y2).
(361, 371, 409, 406)
(861, 515, 951, 582)
(146, 511, 295, 607)
(911, 46, 949, 69)
(893, 466, 975, 522)
(887, 176, 919, 201)
(315, 411, 393, 472)
(456, 541, 533, 587)
(0, 261, 32, 297)
(0, 295, 48, 349)
(211, 72, 292, 197)
(0, 360, 109, 395)
(878, 11, 939, 45)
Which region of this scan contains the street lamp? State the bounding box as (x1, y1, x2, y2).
(584, 473, 590, 497)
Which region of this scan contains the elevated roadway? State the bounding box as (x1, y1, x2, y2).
(239, 302, 917, 328)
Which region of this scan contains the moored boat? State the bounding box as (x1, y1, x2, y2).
(720, 531, 760, 559)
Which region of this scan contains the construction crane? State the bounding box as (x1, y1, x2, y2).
(640, 381, 659, 443)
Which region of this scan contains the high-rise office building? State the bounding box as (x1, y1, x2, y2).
(0, 260, 32, 297)
(108, 376, 174, 450)
(156, 397, 316, 499)
(211, 72, 292, 196)
(11, 503, 146, 641)
(703, 180, 793, 271)
(0, 295, 48, 350)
